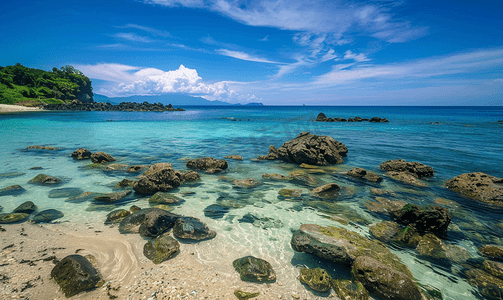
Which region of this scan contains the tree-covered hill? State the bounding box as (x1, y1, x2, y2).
(0, 64, 93, 106)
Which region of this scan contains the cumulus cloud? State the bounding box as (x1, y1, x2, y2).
(216, 49, 280, 64)
(75, 63, 251, 101)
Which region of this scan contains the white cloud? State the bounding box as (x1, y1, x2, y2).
(344, 50, 370, 62)
(119, 24, 173, 38)
(113, 32, 154, 43)
(259, 35, 269, 41)
(216, 49, 280, 64)
(74, 63, 252, 101)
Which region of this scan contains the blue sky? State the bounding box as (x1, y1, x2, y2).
(1, 0, 502, 105)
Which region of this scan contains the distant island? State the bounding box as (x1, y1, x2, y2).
(94, 94, 263, 106)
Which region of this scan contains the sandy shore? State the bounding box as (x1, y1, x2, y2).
(0, 222, 345, 300)
(0, 104, 46, 113)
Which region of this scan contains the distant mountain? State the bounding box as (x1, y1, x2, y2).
(94, 94, 241, 106)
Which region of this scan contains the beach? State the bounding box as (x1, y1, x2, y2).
(0, 104, 45, 113)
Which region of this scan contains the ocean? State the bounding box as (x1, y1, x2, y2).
(1, 106, 503, 299)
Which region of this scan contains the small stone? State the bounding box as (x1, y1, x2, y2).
(143, 233, 180, 264)
(234, 290, 259, 300)
(298, 268, 332, 292)
(233, 256, 276, 283)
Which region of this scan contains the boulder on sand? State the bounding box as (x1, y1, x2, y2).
(119, 208, 180, 238)
(143, 232, 180, 264)
(233, 256, 276, 283)
(51, 254, 103, 297)
(172, 216, 216, 241)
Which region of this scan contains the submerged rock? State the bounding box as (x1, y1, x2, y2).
(94, 190, 132, 203)
(331, 279, 369, 300)
(289, 170, 319, 186)
(233, 179, 262, 189)
(385, 171, 427, 186)
(119, 208, 180, 238)
(48, 187, 84, 198)
(298, 268, 332, 292)
(186, 157, 228, 171)
(291, 224, 412, 277)
(142, 163, 173, 176)
(479, 245, 503, 260)
(278, 188, 303, 199)
(115, 178, 135, 189)
(203, 204, 230, 219)
(133, 168, 182, 195)
(181, 170, 200, 182)
(391, 204, 451, 237)
(466, 268, 503, 300)
(311, 183, 340, 200)
(346, 167, 382, 182)
(149, 192, 184, 205)
(365, 197, 407, 216)
(105, 164, 128, 171)
(225, 155, 243, 160)
(379, 159, 434, 178)
(90, 151, 116, 164)
(127, 165, 149, 173)
(104, 209, 131, 225)
(51, 254, 103, 297)
(351, 256, 422, 300)
(416, 233, 470, 262)
(173, 216, 216, 241)
(32, 209, 64, 223)
(233, 256, 276, 283)
(0, 185, 26, 197)
(265, 132, 348, 166)
(28, 174, 61, 185)
(0, 213, 29, 224)
(71, 148, 92, 160)
(446, 172, 503, 205)
(13, 201, 37, 214)
(262, 173, 289, 181)
(27, 145, 60, 150)
(143, 232, 180, 264)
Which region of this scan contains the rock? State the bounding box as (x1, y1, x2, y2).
(278, 189, 303, 199)
(130, 205, 142, 213)
(416, 233, 470, 262)
(13, 201, 37, 214)
(233, 179, 262, 189)
(173, 216, 216, 241)
(290, 224, 412, 277)
(351, 256, 422, 300)
(143, 232, 180, 264)
(446, 172, 503, 205)
(234, 290, 260, 300)
(365, 197, 407, 216)
(238, 213, 283, 229)
(126, 165, 149, 173)
(379, 159, 434, 178)
(51, 255, 103, 297)
(32, 209, 64, 223)
(71, 148, 92, 160)
(27, 145, 60, 150)
(483, 260, 503, 280)
(311, 183, 340, 200)
(142, 163, 173, 176)
(149, 192, 184, 205)
(369, 117, 389, 122)
(104, 209, 131, 225)
(346, 167, 382, 182)
(186, 157, 228, 171)
(119, 208, 180, 238)
(0, 213, 29, 224)
(270, 132, 348, 166)
(48, 187, 84, 198)
(233, 256, 276, 283)
(105, 164, 128, 171)
(479, 245, 503, 260)
(391, 204, 451, 237)
(466, 268, 503, 300)
(298, 268, 332, 292)
(370, 188, 396, 196)
(181, 170, 200, 182)
(28, 174, 61, 185)
(315, 112, 327, 121)
(385, 171, 427, 186)
(0, 185, 25, 197)
(225, 155, 243, 160)
(289, 170, 319, 186)
(205, 168, 224, 174)
(331, 280, 369, 300)
(369, 221, 402, 243)
(305, 201, 369, 225)
(66, 192, 104, 203)
(93, 190, 132, 203)
(300, 163, 319, 169)
(115, 178, 135, 189)
(261, 173, 289, 181)
(203, 204, 230, 219)
(90, 151, 116, 164)
(133, 168, 182, 195)
(0, 172, 25, 179)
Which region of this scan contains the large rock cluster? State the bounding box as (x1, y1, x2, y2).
(133, 163, 200, 195)
(43, 101, 185, 112)
(315, 113, 389, 123)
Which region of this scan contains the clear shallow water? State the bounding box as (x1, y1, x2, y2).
(1, 106, 503, 299)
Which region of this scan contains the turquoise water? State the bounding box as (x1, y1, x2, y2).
(1, 106, 503, 299)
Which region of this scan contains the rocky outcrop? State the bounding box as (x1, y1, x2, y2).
(379, 159, 434, 178)
(315, 113, 385, 123)
(51, 255, 103, 297)
(28, 174, 61, 185)
(260, 132, 348, 166)
(71, 148, 92, 160)
(119, 208, 180, 238)
(391, 204, 451, 237)
(369, 117, 389, 123)
(446, 172, 503, 205)
(90, 151, 116, 164)
(143, 233, 180, 264)
(43, 101, 185, 112)
(173, 216, 216, 241)
(32, 209, 64, 223)
(142, 163, 173, 176)
(346, 167, 382, 182)
(298, 268, 332, 292)
(351, 256, 422, 300)
(186, 157, 228, 171)
(290, 224, 412, 278)
(233, 256, 276, 283)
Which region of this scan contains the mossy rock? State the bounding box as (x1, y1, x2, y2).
(483, 260, 503, 280)
(233, 256, 276, 283)
(233, 179, 262, 189)
(298, 268, 332, 292)
(331, 279, 369, 300)
(115, 179, 135, 189)
(32, 209, 64, 223)
(28, 174, 61, 185)
(104, 209, 131, 225)
(480, 245, 503, 260)
(51, 254, 103, 297)
(466, 268, 503, 300)
(13, 201, 37, 214)
(130, 205, 142, 213)
(234, 290, 259, 300)
(0, 213, 29, 224)
(0, 185, 26, 197)
(148, 192, 184, 205)
(143, 233, 180, 264)
(311, 183, 340, 200)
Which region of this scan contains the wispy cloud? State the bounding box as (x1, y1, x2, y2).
(118, 24, 173, 38)
(259, 35, 269, 42)
(113, 32, 154, 43)
(216, 49, 280, 64)
(344, 50, 369, 62)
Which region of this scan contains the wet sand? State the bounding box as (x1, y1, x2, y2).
(0, 104, 46, 113)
